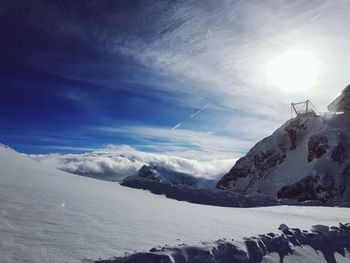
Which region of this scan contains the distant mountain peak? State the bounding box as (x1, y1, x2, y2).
(137, 165, 164, 182)
(125, 164, 217, 188)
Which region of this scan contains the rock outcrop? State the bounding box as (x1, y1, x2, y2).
(307, 135, 329, 162)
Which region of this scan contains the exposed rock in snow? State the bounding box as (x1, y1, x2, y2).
(284, 117, 308, 150)
(331, 142, 347, 164)
(277, 174, 346, 203)
(343, 165, 350, 177)
(217, 113, 350, 204)
(307, 135, 329, 162)
(95, 223, 350, 263)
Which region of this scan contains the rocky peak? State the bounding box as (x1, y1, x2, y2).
(127, 164, 216, 188)
(137, 165, 163, 182)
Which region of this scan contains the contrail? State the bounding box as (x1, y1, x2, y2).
(171, 122, 183, 130)
(171, 104, 210, 130)
(190, 104, 210, 118)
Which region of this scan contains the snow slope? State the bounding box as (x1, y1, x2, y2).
(218, 113, 350, 205)
(0, 145, 349, 263)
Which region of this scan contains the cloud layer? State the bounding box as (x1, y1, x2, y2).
(29, 145, 236, 181)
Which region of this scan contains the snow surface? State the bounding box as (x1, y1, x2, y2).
(0, 145, 349, 263)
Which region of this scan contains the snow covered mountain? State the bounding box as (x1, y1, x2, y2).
(217, 113, 350, 205)
(125, 164, 217, 188)
(0, 143, 350, 263)
(121, 165, 279, 207)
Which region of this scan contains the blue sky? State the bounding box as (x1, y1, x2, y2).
(1, 0, 350, 159)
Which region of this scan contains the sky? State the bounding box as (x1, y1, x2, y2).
(1, 0, 350, 160)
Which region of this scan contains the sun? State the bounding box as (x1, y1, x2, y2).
(265, 49, 321, 92)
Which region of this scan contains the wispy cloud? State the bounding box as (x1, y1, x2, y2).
(8, 0, 350, 115)
(112, 0, 350, 115)
(98, 124, 253, 160)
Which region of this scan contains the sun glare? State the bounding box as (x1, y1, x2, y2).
(266, 49, 321, 92)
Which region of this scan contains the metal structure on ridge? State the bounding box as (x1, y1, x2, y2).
(291, 100, 319, 118)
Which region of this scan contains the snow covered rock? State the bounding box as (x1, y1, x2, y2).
(311, 224, 329, 235)
(217, 113, 350, 204)
(95, 223, 350, 263)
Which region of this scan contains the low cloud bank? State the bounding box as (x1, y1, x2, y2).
(29, 145, 236, 181)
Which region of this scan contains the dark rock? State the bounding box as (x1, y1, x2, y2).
(307, 135, 329, 162)
(284, 117, 308, 150)
(217, 149, 286, 190)
(277, 175, 322, 202)
(277, 174, 345, 202)
(244, 239, 263, 262)
(253, 150, 286, 174)
(287, 128, 297, 150)
(331, 142, 347, 164)
(343, 165, 350, 176)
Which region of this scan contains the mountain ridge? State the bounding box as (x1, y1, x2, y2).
(217, 113, 350, 205)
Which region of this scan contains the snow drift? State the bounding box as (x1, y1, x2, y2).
(217, 113, 350, 205)
(96, 223, 350, 263)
